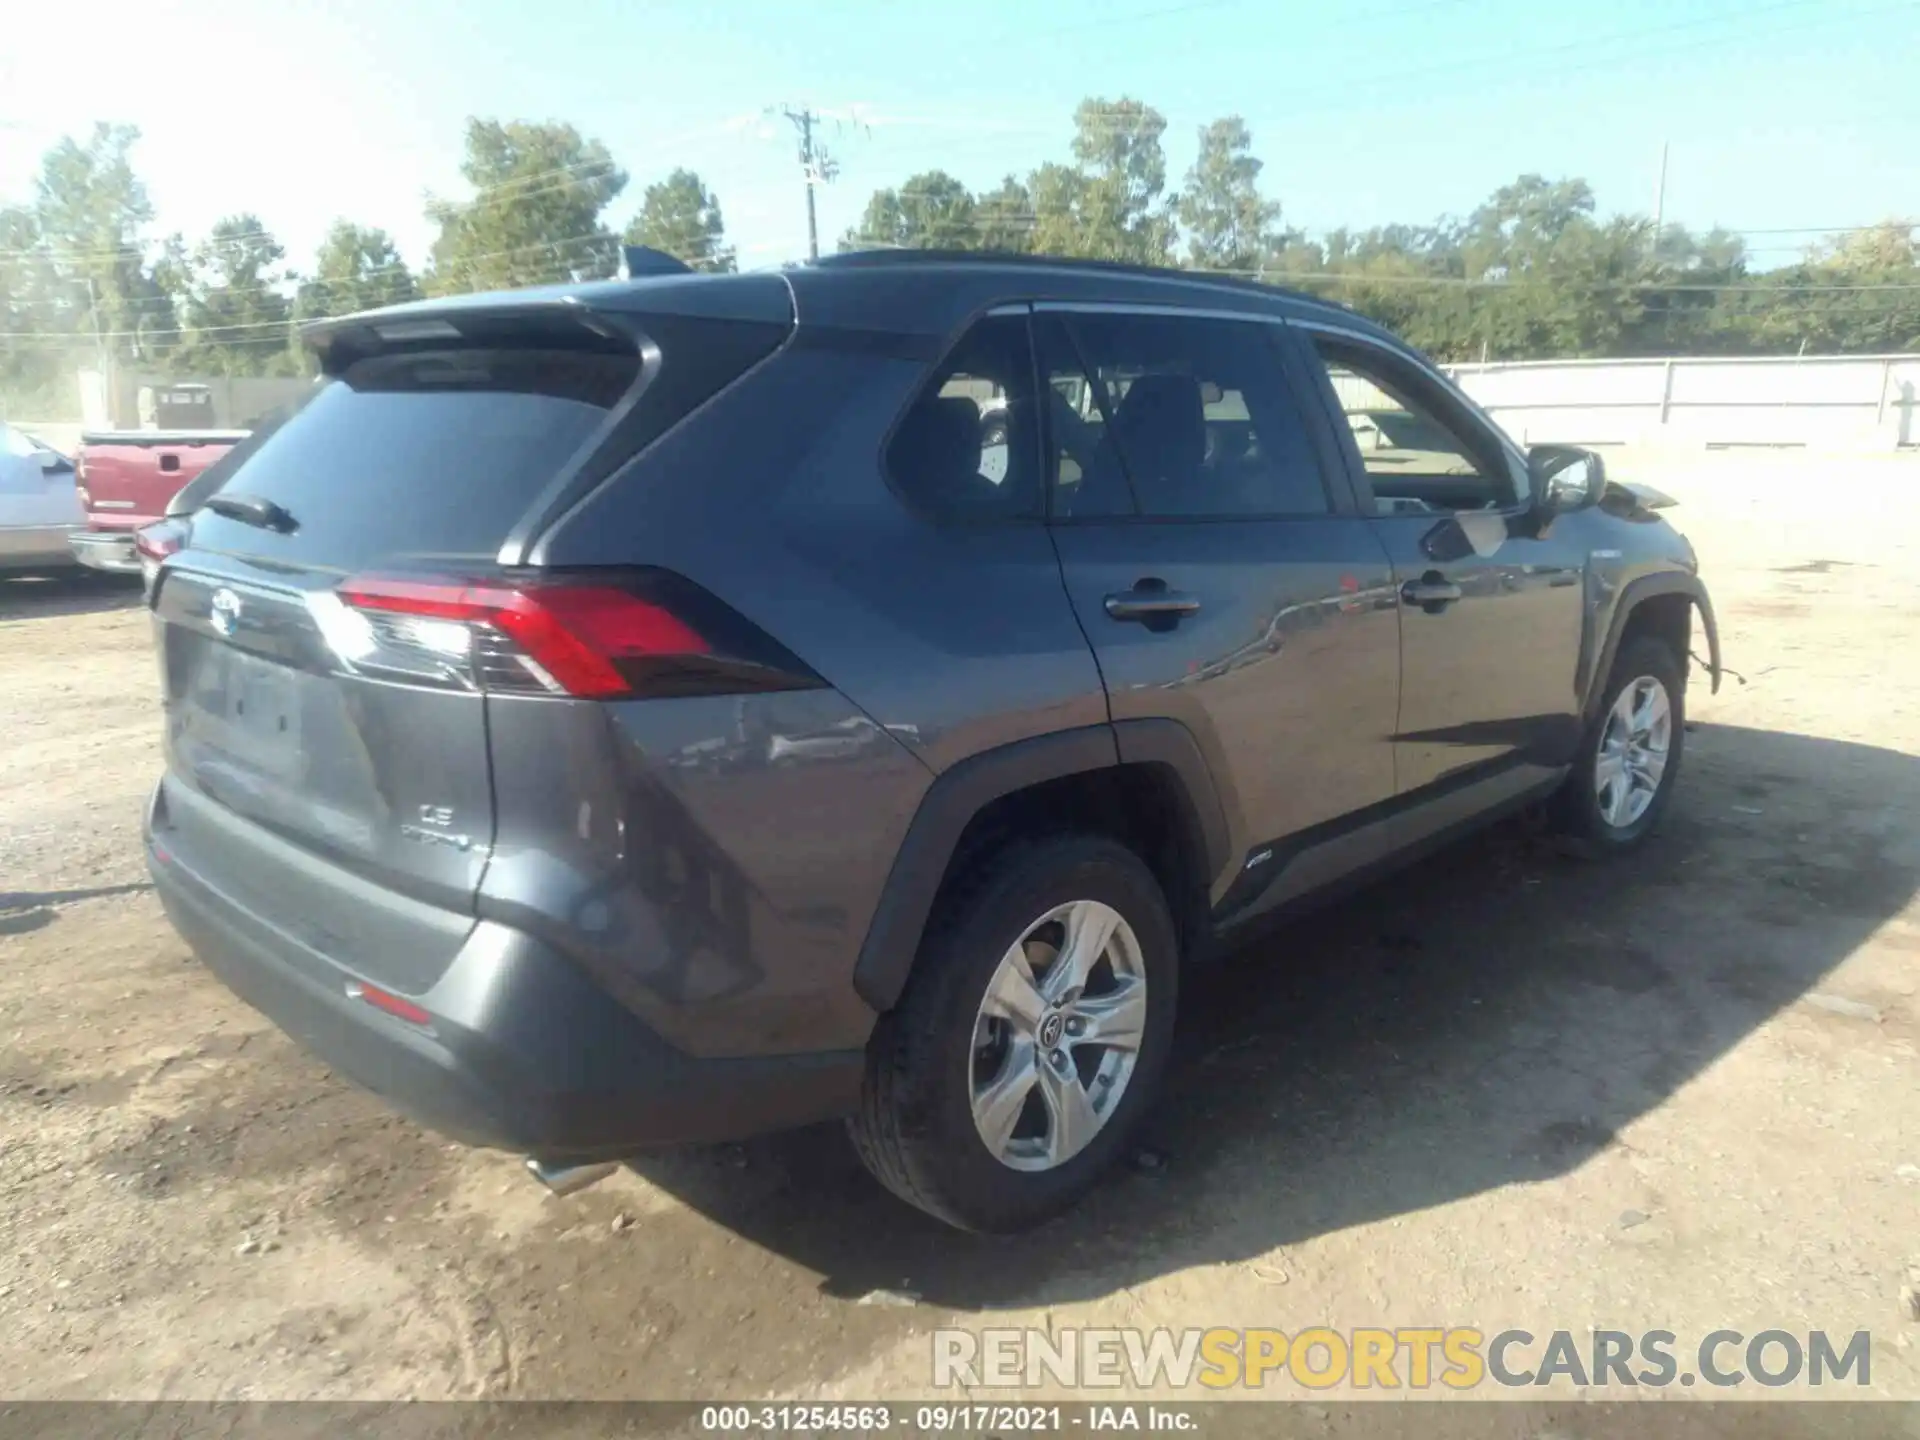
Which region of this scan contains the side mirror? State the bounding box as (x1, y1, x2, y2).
(1528, 444, 1606, 519)
(37, 450, 72, 474)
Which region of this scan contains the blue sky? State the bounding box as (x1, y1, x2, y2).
(3, 0, 1915, 273)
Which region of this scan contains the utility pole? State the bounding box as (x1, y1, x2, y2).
(772, 104, 859, 261)
(778, 105, 837, 261)
(85, 275, 117, 425)
(1652, 140, 1670, 237)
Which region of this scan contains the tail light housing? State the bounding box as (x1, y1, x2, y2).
(134, 519, 187, 563)
(134, 518, 188, 595)
(317, 569, 823, 701)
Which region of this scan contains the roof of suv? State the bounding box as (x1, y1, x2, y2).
(305, 249, 1401, 354)
(811, 247, 1338, 305)
(788, 250, 1395, 342)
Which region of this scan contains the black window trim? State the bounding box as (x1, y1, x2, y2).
(1044, 311, 1143, 520)
(1028, 300, 1354, 526)
(1287, 317, 1533, 519)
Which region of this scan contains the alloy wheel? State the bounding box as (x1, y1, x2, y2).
(968, 899, 1147, 1172)
(1595, 675, 1673, 829)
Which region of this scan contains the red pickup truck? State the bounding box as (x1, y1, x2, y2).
(68, 430, 246, 572)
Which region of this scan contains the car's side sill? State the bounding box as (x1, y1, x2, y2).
(1212, 758, 1566, 937)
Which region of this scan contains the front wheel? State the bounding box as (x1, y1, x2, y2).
(848, 834, 1178, 1232)
(1553, 634, 1686, 850)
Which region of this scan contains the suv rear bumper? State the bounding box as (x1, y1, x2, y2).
(145, 791, 864, 1160)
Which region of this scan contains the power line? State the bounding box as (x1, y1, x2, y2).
(0, 228, 804, 342)
(3, 221, 801, 321)
(3, 0, 1914, 290)
(10, 254, 1920, 345)
(10, 191, 1907, 324)
(7, 116, 771, 266)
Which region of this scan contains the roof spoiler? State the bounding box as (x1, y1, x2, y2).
(621, 245, 693, 279)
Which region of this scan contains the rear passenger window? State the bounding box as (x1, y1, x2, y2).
(1039, 312, 1329, 520)
(886, 315, 1041, 521)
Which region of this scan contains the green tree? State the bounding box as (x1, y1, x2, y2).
(1025, 162, 1091, 258)
(625, 168, 734, 272)
(26, 123, 179, 366)
(846, 170, 978, 250)
(1809, 221, 1920, 352)
(1176, 117, 1281, 273)
(1446, 177, 1662, 358)
(176, 215, 296, 375)
(1045, 97, 1176, 263)
(1464, 175, 1596, 278)
(814, 94, 1920, 360)
(426, 118, 627, 295)
(973, 176, 1035, 254)
(1729, 221, 1920, 355)
(296, 221, 419, 320)
(0, 204, 70, 415)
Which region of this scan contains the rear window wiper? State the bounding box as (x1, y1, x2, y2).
(204, 493, 299, 534)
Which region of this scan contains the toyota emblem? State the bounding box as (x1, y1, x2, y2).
(209, 587, 242, 638)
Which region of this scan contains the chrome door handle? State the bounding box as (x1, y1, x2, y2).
(1104, 583, 1202, 623)
(1400, 576, 1463, 611)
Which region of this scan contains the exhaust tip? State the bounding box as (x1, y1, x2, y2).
(525, 1157, 618, 1197)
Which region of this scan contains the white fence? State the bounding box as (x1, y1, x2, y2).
(1442, 354, 1920, 451)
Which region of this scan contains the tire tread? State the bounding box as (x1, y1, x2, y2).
(1552, 633, 1687, 850)
(848, 832, 1175, 1232)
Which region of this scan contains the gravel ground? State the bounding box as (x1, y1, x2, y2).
(1, 450, 1917, 1407)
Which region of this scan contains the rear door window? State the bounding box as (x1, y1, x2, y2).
(1040, 311, 1330, 520)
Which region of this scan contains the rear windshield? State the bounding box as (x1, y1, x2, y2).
(187, 345, 638, 570)
(185, 309, 789, 570)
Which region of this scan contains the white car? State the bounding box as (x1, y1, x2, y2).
(0, 423, 83, 572)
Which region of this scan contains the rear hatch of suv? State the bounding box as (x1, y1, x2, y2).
(148, 281, 794, 998)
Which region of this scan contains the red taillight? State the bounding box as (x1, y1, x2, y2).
(337, 576, 710, 699)
(134, 520, 187, 562)
(350, 982, 432, 1027)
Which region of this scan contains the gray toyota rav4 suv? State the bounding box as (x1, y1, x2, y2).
(144, 251, 1720, 1233)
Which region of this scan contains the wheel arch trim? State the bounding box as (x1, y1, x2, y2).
(1582, 571, 1721, 723)
(851, 721, 1232, 1012)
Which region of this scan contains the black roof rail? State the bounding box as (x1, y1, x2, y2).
(812, 247, 1346, 310)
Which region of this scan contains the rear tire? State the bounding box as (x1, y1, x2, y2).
(1552, 634, 1686, 851)
(849, 833, 1178, 1233)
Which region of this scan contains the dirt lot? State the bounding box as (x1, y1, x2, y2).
(2, 450, 1917, 1405)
